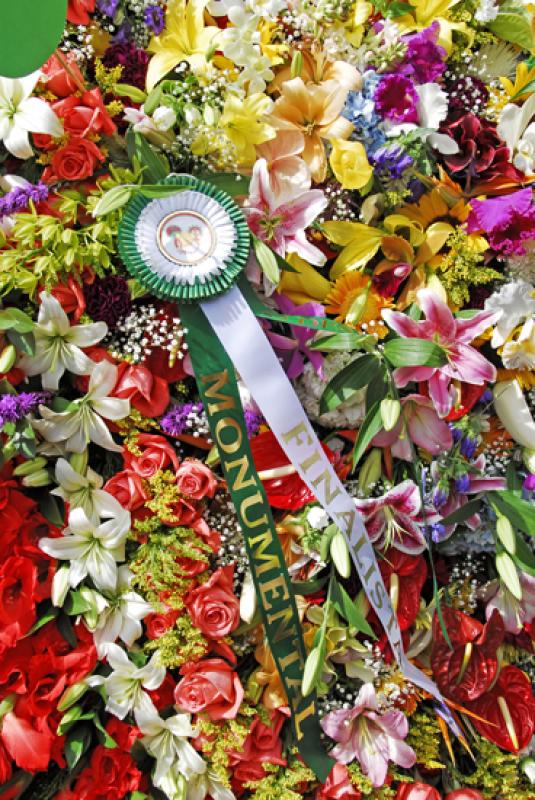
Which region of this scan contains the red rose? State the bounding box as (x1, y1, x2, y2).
(145, 609, 179, 640)
(174, 658, 244, 720)
(72, 744, 142, 799)
(123, 433, 179, 478)
(229, 710, 286, 785)
(431, 607, 504, 703)
(175, 459, 218, 500)
(445, 792, 484, 800)
(45, 137, 105, 183)
(105, 718, 141, 751)
(176, 554, 209, 577)
(67, 0, 95, 25)
(396, 783, 441, 800)
(147, 672, 176, 710)
(50, 277, 87, 322)
(52, 89, 116, 137)
(317, 764, 362, 799)
(114, 363, 170, 418)
(185, 565, 239, 640)
(104, 470, 148, 510)
(42, 53, 85, 97)
(468, 665, 535, 752)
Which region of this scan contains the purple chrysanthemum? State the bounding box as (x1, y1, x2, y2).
(144, 4, 165, 34)
(374, 75, 419, 124)
(0, 182, 49, 220)
(97, 0, 120, 16)
(372, 146, 413, 181)
(84, 275, 132, 330)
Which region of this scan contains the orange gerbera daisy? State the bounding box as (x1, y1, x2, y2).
(324, 272, 392, 337)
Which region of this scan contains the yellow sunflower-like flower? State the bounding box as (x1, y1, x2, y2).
(324, 272, 392, 337)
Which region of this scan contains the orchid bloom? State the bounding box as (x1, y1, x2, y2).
(382, 289, 500, 417)
(245, 157, 328, 266)
(354, 479, 427, 554)
(19, 292, 107, 391)
(372, 393, 453, 460)
(321, 683, 416, 787)
(33, 360, 130, 453)
(264, 293, 325, 379)
(40, 504, 131, 594)
(0, 72, 63, 159)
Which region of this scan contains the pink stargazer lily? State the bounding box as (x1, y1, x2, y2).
(354, 479, 427, 554)
(321, 683, 416, 787)
(382, 289, 500, 418)
(372, 393, 453, 460)
(244, 157, 328, 265)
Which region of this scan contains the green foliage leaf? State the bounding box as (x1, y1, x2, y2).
(331, 579, 376, 638)
(320, 354, 380, 414)
(0, 308, 34, 333)
(309, 330, 375, 352)
(438, 499, 481, 527)
(137, 185, 186, 199)
(65, 724, 92, 770)
(366, 363, 389, 409)
(293, 576, 329, 595)
(253, 237, 280, 285)
(489, 490, 535, 537)
(38, 492, 65, 527)
(64, 591, 92, 616)
(383, 338, 447, 368)
(489, 12, 535, 50)
(7, 329, 35, 355)
(92, 185, 135, 217)
(93, 715, 118, 748)
(134, 133, 169, 183)
(352, 400, 383, 469)
(25, 606, 59, 637)
(511, 533, 535, 576)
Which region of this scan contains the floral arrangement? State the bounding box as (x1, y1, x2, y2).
(1, 0, 535, 799)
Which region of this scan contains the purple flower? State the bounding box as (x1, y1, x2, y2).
(144, 4, 165, 34)
(97, 0, 119, 16)
(460, 436, 477, 459)
(160, 402, 203, 435)
(466, 188, 535, 257)
(455, 474, 471, 493)
(0, 182, 48, 220)
(244, 407, 263, 437)
(433, 486, 448, 509)
(374, 75, 419, 124)
(0, 391, 50, 427)
(321, 683, 415, 787)
(102, 42, 149, 89)
(372, 146, 413, 181)
(400, 22, 446, 84)
(524, 474, 535, 491)
(264, 293, 325, 380)
(84, 275, 132, 330)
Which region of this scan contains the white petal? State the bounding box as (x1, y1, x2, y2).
(17, 97, 63, 137)
(68, 321, 108, 347)
(89, 361, 118, 398)
(87, 411, 123, 452)
(416, 83, 448, 130)
(92, 396, 130, 421)
(55, 458, 86, 492)
(427, 132, 460, 154)
(3, 124, 33, 159)
(62, 345, 95, 376)
(39, 292, 70, 333)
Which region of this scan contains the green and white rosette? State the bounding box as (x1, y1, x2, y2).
(118, 174, 250, 302)
(117, 174, 446, 782)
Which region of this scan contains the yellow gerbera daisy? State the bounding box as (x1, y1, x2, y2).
(324, 272, 392, 338)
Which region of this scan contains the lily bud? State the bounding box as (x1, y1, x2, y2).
(493, 380, 535, 449)
(521, 756, 535, 784)
(523, 448, 535, 474)
(57, 681, 89, 712)
(80, 586, 100, 629)
(21, 468, 51, 487)
(290, 50, 303, 78)
(0, 344, 16, 373)
(52, 565, 70, 607)
(302, 646, 323, 697)
(358, 447, 382, 492)
(496, 516, 515, 553)
(246, 671, 263, 704)
(69, 451, 88, 473)
(239, 567, 257, 624)
(380, 397, 401, 432)
(330, 530, 351, 578)
(13, 456, 47, 476)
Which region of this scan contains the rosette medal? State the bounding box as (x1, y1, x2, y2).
(118, 173, 445, 780)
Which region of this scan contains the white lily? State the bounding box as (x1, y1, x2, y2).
(137, 704, 205, 784)
(156, 762, 236, 800)
(497, 92, 535, 172)
(19, 292, 107, 390)
(51, 457, 124, 522)
(493, 379, 535, 449)
(92, 566, 153, 657)
(0, 72, 63, 159)
(33, 360, 130, 453)
(39, 504, 131, 594)
(89, 644, 166, 722)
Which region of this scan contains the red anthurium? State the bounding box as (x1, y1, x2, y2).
(468, 665, 535, 753)
(431, 607, 504, 703)
(369, 548, 427, 634)
(249, 430, 337, 511)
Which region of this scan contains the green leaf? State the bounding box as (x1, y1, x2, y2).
(134, 133, 169, 183)
(293, 576, 329, 595)
(438, 499, 481, 527)
(331, 580, 376, 638)
(65, 724, 92, 770)
(137, 185, 186, 199)
(58, 706, 95, 736)
(38, 493, 65, 527)
(386, 0, 413, 15)
(506, 461, 523, 492)
(352, 401, 383, 469)
(489, 12, 535, 50)
(496, 550, 522, 600)
(0, 308, 34, 333)
(25, 606, 59, 637)
(64, 591, 92, 616)
(320, 354, 380, 414)
(57, 613, 77, 647)
(511, 533, 535, 576)
(93, 715, 118, 748)
(7, 329, 34, 356)
(496, 516, 516, 553)
(113, 83, 147, 103)
(199, 172, 250, 197)
(253, 237, 280, 285)
(489, 490, 535, 537)
(365, 363, 389, 409)
(383, 337, 447, 368)
(92, 185, 135, 217)
(309, 330, 375, 352)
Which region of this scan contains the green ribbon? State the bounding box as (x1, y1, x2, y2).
(181, 302, 334, 783)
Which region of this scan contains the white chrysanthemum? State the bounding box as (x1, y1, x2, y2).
(295, 352, 367, 429)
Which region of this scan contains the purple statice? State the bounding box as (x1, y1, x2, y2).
(144, 4, 165, 34)
(372, 146, 413, 182)
(161, 402, 204, 436)
(84, 275, 132, 330)
(244, 407, 263, 437)
(374, 75, 419, 124)
(102, 41, 149, 89)
(0, 182, 49, 220)
(400, 22, 446, 84)
(97, 0, 119, 16)
(0, 391, 50, 427)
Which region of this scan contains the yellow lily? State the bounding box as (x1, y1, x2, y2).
(146, 0, 221, 90)
(278, 253, 331, 305)
(322, 220, 384, 278)
(395, 0, 473, 53)
(501, 61, 535, 101)
(344, 0, 373, 47)
(219, 92, 275, 166)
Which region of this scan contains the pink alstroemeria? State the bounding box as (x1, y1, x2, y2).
(372, 394, 453, 460)
(382, 289, 500, 418)
(354, 479, 427, 554)
(245, 157, 328, 265)
(321, 683, 416, 787)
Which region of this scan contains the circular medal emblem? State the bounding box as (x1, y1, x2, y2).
(118, 175, 250, 302)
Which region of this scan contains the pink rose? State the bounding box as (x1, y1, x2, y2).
(396, 784, 441, 800)
(123, 434, 179, 478)
(104, 470, 148, 511)
(317, 765, 362, 799)
(185, 565, 239, 640)
(175, 460, 217, 500)
(145, 609, 179, 640)
(174, 658, 244, 720)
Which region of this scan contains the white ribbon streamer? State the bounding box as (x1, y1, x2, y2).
(201, 285, 444, 701)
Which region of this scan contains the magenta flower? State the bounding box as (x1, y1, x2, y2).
(466, 187, 535, 256)
(372, 393, 453, 460)
(354, 479, 426, 554)
(374, 75, 419, 124)
(245, 157, 328, 265)
(264, 293, 325, 379)
(382, 289, 500, 418)
(321, 683, 416, 787)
